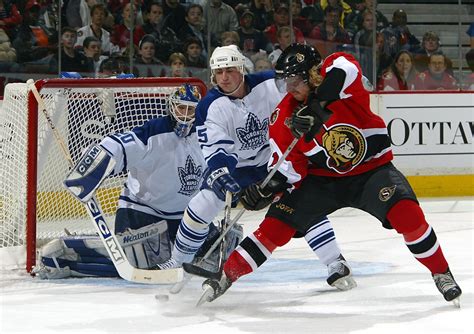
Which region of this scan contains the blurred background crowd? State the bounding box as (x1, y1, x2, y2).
(0, 0, 472, 94)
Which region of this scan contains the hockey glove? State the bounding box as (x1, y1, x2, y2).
(206, 167, 241, 202)
(240, 172, 291, 211)
(290, 94, 333, 143)
(240, 183, 273, 211)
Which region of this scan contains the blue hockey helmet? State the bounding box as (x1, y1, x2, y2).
(168, 84, 201, 137)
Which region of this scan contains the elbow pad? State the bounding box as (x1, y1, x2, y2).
(316, 67, 346, 102)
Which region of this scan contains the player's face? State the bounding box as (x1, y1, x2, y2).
(174, 104, 196, 122)
(215, 67, 243, 94)
(285, 75, 310, 102)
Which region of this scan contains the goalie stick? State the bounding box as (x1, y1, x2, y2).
(27, 79, 183, 284)
(173, 137, 300, 297)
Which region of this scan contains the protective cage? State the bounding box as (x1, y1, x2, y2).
(0, 77, 207, 272)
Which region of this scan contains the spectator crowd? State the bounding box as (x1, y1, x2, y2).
(0, 0, 472, 90)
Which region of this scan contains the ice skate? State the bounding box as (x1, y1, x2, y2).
(153, 257, 181, 270)
(196, 273, 232, 306)
(433, 268, 462, 307)
(327, 255, 357, 291)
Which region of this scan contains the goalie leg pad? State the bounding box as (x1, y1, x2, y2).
(34, 219, 171, 278)
(63, 144, 116, 202)
(117, 221, 171, 269)
(34, 236, 119, 279)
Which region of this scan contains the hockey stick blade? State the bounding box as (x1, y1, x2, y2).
(182, 262, 222, 280)
(85, 196, 184, 284)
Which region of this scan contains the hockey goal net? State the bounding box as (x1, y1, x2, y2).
(0, 77, 207, 272)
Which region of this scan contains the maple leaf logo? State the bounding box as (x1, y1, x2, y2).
(236, 113, 269, 150)
(178, 156, 203, 196)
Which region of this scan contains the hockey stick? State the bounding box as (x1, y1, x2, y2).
(27, 79, 183, 284)
(181, 136, 300, 282)
(217, 191, 232, 271)
(168, 137, 300, 295)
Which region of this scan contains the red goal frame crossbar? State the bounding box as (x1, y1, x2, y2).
(25, 77, 207, 272)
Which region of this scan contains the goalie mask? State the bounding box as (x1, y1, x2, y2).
(168, 84, 201, 137)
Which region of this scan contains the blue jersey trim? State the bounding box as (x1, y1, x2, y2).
(195, 71, 276, 127)
(199, 139, 235, 148)
(104, 135, 128, 172)
(132, 116, 174, 145)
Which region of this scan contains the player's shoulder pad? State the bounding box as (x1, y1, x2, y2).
(245, 70, 276, 90)
(131, 115, 174, 145)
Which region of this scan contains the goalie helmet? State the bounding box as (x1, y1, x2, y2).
(275, 43, 322, 82)
(209, 45, 246, 85)
(168, 84, 201, 137)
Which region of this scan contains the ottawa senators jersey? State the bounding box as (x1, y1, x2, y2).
(268, 52, 393, 182)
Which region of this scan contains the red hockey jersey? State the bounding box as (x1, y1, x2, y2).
(268, 52, 393, 184)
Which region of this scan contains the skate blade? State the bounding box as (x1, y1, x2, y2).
(331, 276, 357, 291)
(452, 297, 461, 308)
(196, 285, 214, 307)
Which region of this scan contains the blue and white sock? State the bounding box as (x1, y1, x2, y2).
(304, 217, 341, 265)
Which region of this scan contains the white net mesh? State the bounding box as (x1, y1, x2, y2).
(0, 78, 205, 270)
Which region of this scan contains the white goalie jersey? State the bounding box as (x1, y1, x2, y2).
(100, 115, 206, 220)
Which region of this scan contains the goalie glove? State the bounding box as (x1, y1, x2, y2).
(290, 93, 333, 143)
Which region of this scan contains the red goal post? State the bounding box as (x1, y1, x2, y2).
(0, 77, 207, 272)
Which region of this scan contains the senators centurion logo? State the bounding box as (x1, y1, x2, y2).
(321, 124, 367, 174)
(295, 53, 305, 63)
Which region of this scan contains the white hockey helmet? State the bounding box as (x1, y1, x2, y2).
(210, 45, 246, 85)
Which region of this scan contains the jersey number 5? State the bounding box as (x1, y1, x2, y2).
(197, 128, 208, 143)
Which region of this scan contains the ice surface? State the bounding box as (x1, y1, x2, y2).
(1, 198, 472, 333)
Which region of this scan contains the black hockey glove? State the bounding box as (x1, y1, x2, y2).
(240, 172, 291, 211)
(290, 93, 333, 143)
(240, 184, 273, 211)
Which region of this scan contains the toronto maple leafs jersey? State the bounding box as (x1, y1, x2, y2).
(195, 71, 286, 187)
(100, 116, 205, 220)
